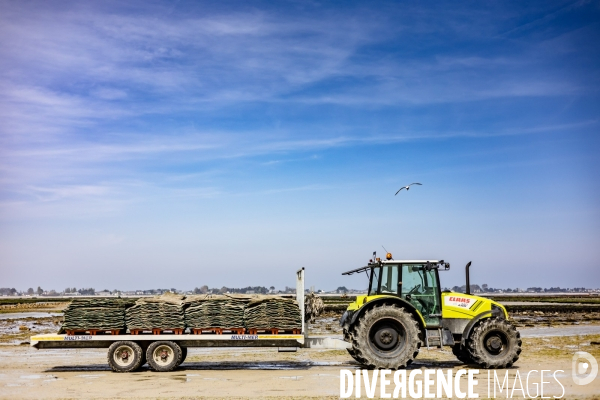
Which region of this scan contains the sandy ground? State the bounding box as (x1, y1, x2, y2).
(1, 334, 599, 399)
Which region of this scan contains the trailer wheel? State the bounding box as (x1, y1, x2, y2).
(147, 341, 182, 372)
(107, 341, 144, 373)
(140, 348, 147, 366)
(178, 347, 188, 366)
(351, 304, 420, 369)
(467, 318, 522, 369)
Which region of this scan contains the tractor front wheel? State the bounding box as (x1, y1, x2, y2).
(351, 304, 420, 369)
(467, 318, 521, 369)
(452, 344, 474, 364)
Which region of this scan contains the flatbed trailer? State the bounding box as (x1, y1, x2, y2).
(30, 268, 348, 372)
(30, 333, 306, 350)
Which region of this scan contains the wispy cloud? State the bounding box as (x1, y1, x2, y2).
(0, 0, 598, 220)
(27, 184, 112, 202)
(1, 1, 588, 129)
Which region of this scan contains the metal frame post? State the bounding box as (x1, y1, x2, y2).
(296, 267, 305, 335)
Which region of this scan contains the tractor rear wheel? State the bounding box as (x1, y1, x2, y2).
(467, 318, 521, 369)
(351, 304, 420, 369)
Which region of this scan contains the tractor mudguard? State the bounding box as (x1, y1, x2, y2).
(460, 305, 505, 347)
(339, 310, 351, 327)
(345, 296, 426, 330)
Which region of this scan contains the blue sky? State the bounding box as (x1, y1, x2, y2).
(1, 0, 599, 291)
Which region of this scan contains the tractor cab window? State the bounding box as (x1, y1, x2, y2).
(401, 264, 441, 325)
(380, 265, 399, 294)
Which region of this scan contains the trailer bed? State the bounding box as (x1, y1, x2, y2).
(30, 333, 305, 349)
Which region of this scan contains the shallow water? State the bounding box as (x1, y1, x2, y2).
(0, 312, 62, 320)
(520, 325, 600, 337)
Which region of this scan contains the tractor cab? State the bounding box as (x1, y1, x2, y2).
(343, 254, 449, 326)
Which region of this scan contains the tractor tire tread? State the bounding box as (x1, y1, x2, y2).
(452, 344, 474, 364)
(467, 318, 521, 369)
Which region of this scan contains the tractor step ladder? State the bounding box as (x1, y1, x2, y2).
(425, 328, 443, 350)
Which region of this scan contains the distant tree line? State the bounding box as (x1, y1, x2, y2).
(2, 284, 598, 297)
(447, 284, 596, 294)
(0, 287, 97, 296)
(191, 285, 273, 295)
(63, 287, 95, 295)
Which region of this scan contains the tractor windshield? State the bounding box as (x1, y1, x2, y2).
(368, 264, 399, 296)
(368, 267, 380, 296)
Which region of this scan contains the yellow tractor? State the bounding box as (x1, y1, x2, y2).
(340, 253, 521, 369)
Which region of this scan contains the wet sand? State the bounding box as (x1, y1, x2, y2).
(1, 334, 599, 399)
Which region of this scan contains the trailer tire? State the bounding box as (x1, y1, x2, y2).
(140, 348, 147, 367)
(467, 318, 521, 369)
(178, 347, 188, 366)
(351, 304, 420, 369)
(147, 341, 182, 372)
(107, 341, 144, 373)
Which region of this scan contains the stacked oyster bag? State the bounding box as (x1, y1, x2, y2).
(61, 298, 135, 333)
(243, 296, 302, 331)
(185, 294, 249, 329)
(304, 292, 324, 323)
(125, 293, 185, 331)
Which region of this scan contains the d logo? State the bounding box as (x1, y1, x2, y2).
(572, 351, 598, 385)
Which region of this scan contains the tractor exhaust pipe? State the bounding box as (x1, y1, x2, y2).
(465, 261, 472, 295)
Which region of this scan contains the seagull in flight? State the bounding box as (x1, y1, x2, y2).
(395, 183, 422, 195)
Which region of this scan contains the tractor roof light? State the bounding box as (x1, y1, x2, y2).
(386, 253, 393, 260)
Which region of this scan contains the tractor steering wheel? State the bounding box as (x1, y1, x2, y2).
(407, 284, 421, 295)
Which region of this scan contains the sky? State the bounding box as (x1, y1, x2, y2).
(1, 0, 599, 292)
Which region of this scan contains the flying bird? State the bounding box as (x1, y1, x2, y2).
(395, 183, 422, 195)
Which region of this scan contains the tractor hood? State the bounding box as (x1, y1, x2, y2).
(345, 293, 509, 319)
(441, 292, 508, 320)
